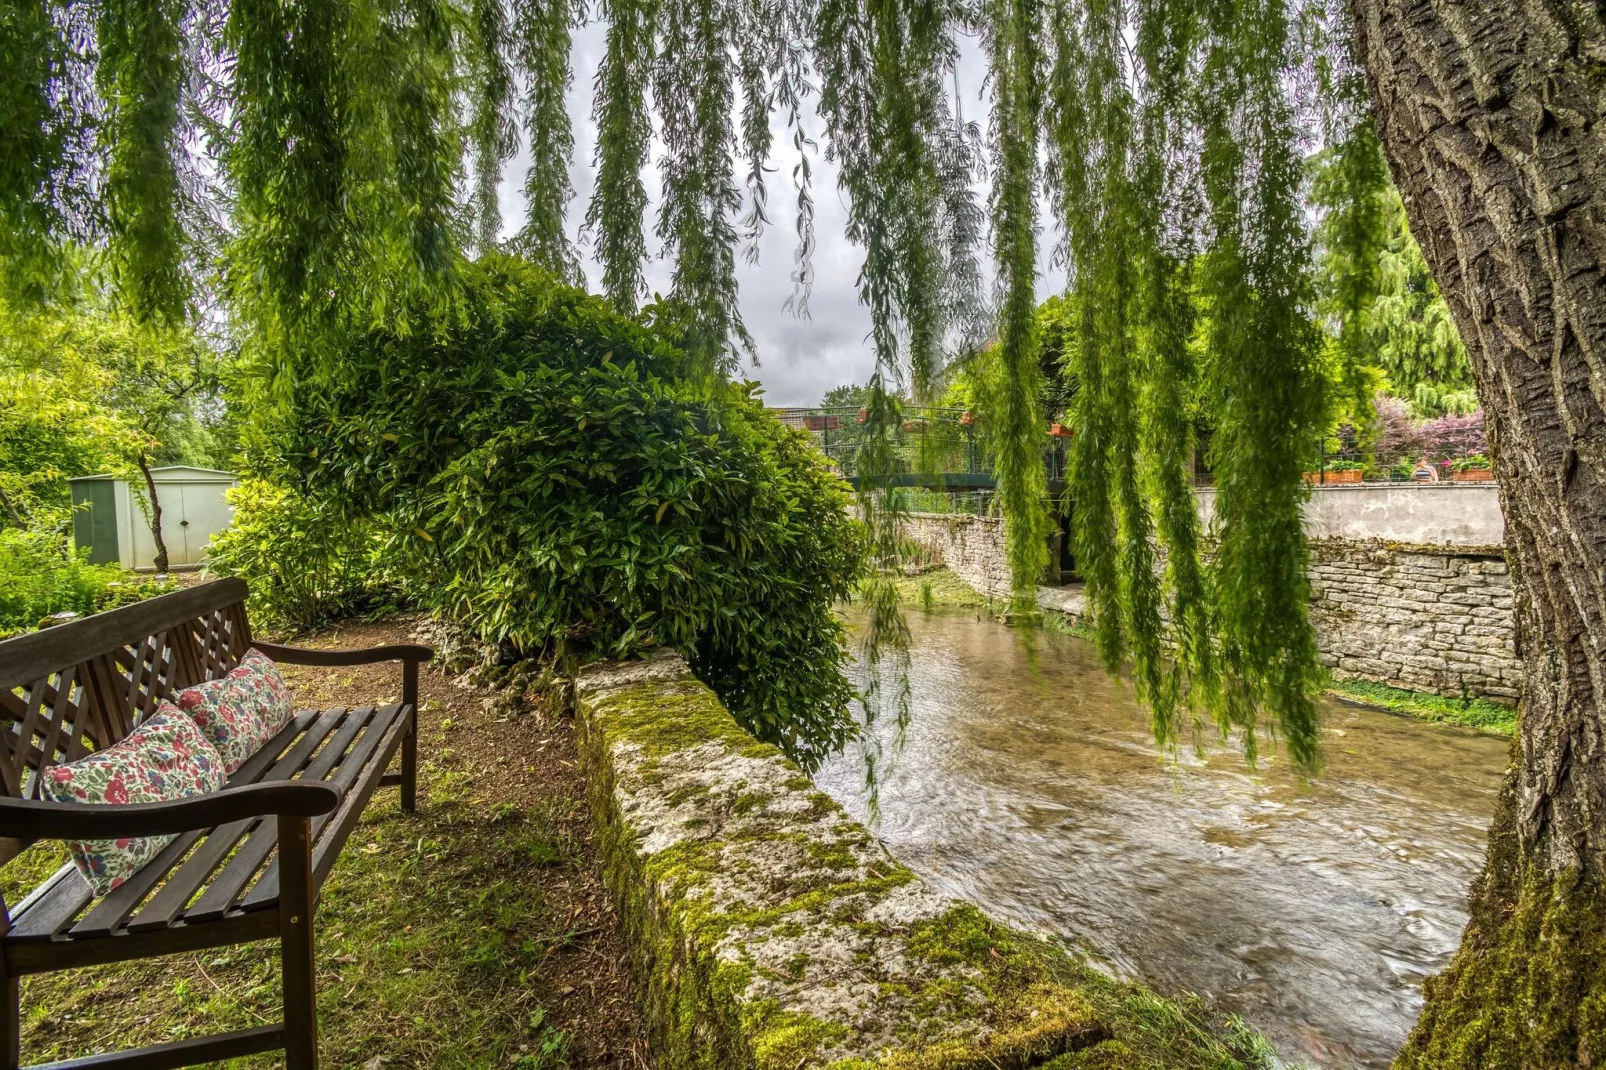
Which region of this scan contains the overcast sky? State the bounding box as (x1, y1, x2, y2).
(493, 25, 1067, 406)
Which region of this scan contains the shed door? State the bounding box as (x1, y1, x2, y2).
(73, 481, 120, 565)
(176, 482, 232, 565)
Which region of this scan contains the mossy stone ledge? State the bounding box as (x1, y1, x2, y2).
(572, 651, 1269, 1070)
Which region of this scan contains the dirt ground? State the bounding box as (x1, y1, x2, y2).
(3, 615, 654, 1069)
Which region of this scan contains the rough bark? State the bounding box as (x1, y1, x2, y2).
(136, 455, 170, 574)
(1350, 0, 1606, 1064)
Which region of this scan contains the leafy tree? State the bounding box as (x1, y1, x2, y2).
(0, 292, 230, 568)
(820, 382, 870, 410)
(1312, 145, 1477, 422)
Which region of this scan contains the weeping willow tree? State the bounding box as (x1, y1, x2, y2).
(7, 0, 1606, 1058)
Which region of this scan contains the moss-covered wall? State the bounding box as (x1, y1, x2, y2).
(573, 650, 1277, 1070)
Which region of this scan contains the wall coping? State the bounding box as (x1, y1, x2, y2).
(572, 650, 1250, 1068)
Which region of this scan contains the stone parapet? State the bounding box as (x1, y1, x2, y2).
(573, 650, 1261, 1068)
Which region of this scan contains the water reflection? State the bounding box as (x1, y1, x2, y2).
(814, 608, 1508, 1069)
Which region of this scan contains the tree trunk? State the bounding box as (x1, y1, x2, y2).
(136, 455, 170, 574)
(1350, 1, 1606, 1065)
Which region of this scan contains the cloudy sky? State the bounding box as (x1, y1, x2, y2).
(492, 25, 1067, 406)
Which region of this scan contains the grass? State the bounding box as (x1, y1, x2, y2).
(1325, 677, 1517, 735)
(884, 568, 990, 610)
(1, 618, 650, 1069)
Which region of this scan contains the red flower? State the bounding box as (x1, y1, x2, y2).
(104, 777, 130, 805)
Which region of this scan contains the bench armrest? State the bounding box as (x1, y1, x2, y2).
(0, 781, 341, 844)
(251, 640, 435, 668)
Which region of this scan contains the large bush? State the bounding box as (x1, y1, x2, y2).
(249, 256, 866, 769)
(206, 480, 405, 634)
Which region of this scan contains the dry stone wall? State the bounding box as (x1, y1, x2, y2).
(902, 509, 1520, 702)
(1308, 540, 1518, 700)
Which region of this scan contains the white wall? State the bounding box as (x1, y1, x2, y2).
(1195, 483, 1504, 549)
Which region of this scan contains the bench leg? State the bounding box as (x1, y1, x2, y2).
(2, 902, 19, 1070)
(279, 815, 319, 1070)
(1, 971, 18, 1070)
(401, 660, 419, 813)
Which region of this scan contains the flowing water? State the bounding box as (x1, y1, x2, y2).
(814, 607, 1509, 1069)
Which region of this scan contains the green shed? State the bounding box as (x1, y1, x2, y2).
(69, 466, 239, 570)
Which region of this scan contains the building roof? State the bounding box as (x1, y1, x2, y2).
(69, 465, 239, 483)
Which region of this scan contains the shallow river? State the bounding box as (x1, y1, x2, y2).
(813, 607, 1509, 1069)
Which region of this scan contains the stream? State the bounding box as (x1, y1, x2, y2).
(814, 607, 1509, 1069)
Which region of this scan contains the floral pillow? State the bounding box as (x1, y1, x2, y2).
(40, 710, 227, 897)
(165, 648, 295, 772)
(226, 648, 295, 738)
(168, 676, 266, 773)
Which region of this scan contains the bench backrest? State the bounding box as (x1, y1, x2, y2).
(0, 580, 253, 839)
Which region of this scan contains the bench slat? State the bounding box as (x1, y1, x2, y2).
(181, 708, 375, 925)
(82, 711, 333, 939)
(121, 710, 344, 936)
(244, 704, 408, 911)
(310, 704, 412, 891)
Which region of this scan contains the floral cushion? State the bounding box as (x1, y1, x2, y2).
(166, 648, 295, 773)
(226, 648, 295, 737)
(169, 676, 266, 773)
(40, 710, 227, 897)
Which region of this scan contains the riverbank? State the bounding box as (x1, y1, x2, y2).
(1, 617, 653, 1068)
(1325, 678, 1516, 735)
(884, 567, 1518, 736)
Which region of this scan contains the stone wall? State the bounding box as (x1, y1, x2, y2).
(572, 649, 1255, 1068)
(902, 508, 1521, 702)
(1308, 540, 1518, 700)
(902, 513, 1014, 597)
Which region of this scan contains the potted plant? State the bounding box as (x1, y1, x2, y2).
(1451, 453, 1495, 482)
(1304, 460, 1366, 485)
(803, 414, 841, 431)
(1048, 422, 1073, 438)
(959, 411, 974, 427)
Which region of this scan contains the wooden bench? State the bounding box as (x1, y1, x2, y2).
(0, 579, 433, 1070)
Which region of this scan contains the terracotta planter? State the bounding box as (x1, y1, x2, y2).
(1048, 423, 1073, 438)
(803, 414, 841, 431)
(901, 419, 929, 433)
(1452, 468, 1494, 482)
(959, 411, 974, 427)
(1304, 469, 1363, 484)
(856, 407, 868, 425)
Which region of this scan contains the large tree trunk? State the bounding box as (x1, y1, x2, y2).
(1350, 1, 1606, 1065)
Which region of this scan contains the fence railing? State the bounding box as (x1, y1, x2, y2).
(768, 408, 1495, 491)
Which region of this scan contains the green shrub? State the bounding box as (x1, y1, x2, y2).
(0, 529, 171, 635)
(251, 255, 867, 770)
(206, 479, 403, 635)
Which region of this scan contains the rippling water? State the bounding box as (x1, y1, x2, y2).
(814, 607, 1508, 1069)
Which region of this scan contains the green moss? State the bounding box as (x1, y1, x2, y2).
(732, 791, 771, 815)
(590, 679, 757, 758)
(1326, 677, 1516, 735)
(880, 568, 990, 609)
(747, 1004, 853, 1068)
(1395, 761, 1606, 1069)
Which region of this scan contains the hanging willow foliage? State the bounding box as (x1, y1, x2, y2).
(0, 0, 1357, 769)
